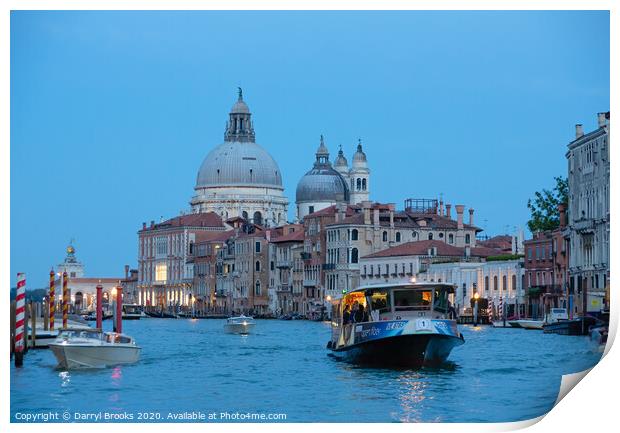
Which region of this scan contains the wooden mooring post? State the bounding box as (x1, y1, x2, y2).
(10, 301, 16, 359)
(30, 301, 37, 349)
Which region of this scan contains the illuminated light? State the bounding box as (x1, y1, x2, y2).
(326, 295, 332, 302)
(341, 289, 347, 294)
(474, 292, 480, 300)
(111, 287, 117, 297)
(410, 276, 417, 283)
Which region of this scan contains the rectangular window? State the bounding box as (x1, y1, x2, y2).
(255, 241, 261, 253)
(155, 263, 167, 282)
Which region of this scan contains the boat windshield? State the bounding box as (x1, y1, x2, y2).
(369, 290, 390, 314)
(432, 287, 449, 314)
(393, 289, 432, 311)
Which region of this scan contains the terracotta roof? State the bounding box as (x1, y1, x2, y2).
(270, 230, 305, 243)
(305, 204, 359, 219)
(196, 230, 236, 244)
(478, 235, 513, 252)
(141, 212, 225, 231)
(361, 240, 500, 259)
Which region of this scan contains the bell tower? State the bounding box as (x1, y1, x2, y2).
(350, 139, 370, 204)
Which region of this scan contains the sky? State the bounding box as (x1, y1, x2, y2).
(10, 10, 609, 288)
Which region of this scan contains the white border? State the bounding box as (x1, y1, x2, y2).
(2, 2, 616, 433)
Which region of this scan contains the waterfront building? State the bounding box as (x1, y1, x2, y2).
(137, 212, 228, 308)
(57, 242, 84, 278)
(190, 90, 289, 226)
(120, 265, 139, 304)
(523, 205, 570, 318)
(566, 112, 610, 315)
(296, 136, 371, 221)
(424, 258, 525, 317)
(191, 229, 234, 313)
(269, 225, 305, 315)
(324, 199, 481, 298)
(215, 222, 271, 315)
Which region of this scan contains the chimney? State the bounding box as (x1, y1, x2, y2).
(446, 204, 452, 219)
(575, 124, 584, 139)
(597, 112, 607, 128)
(150, 220, 155, 228)
(124, 265, 129, 279)
(389, 208, 394, 228)
(363, 205, 371, 225)
(455, 205, 465, 229)
(142, 222, 146, 230)
(468, 208, 474, 226)
(439, 200, 444, 216)
(558, 203, 567, 229)
(373, 208, 380, 227)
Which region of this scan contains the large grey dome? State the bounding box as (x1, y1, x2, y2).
(296, 166, 349, 203)
(196, 141, 283, 189)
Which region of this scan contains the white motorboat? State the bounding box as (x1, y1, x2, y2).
(514, 319, 544, 330)
(27, 319, 92, 348)
(49, 329, 141, 369)
(224, 315, 255, 334)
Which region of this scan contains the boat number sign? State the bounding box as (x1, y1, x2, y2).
(415, 319, 432, 331)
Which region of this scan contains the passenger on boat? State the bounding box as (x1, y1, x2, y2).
(354, 304, 368, 323)
(350, 301, 359, 323)
(343, 305, 351, 325)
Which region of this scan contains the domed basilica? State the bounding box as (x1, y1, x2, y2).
(191, 90, 288, 226)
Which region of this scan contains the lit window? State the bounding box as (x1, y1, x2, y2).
(155, 263, 167, 282)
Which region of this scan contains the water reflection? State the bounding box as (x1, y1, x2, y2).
(58, 371, 71, 387)
(396, 372, 428, 422)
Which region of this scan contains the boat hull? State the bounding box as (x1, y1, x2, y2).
(543, 317, 599, 336)
(224, 323, 255, 334)
(515, 320, 544, 330)
(49, 344, 141, 369)
(331, 333, 464, 367)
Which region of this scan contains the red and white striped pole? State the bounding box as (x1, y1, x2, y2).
(49, 269, 55, 330)
(114, 286, 123, 334)
(96, 284, 103, 329)
(15, 273, 26, 366)
(62, 271, 68, 329)
(499, 296, 504, 320)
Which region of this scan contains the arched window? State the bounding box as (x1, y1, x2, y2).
(253, 211, 263, 225)
(242, 211, 248, 220)
(494, 276, 498, 290)
(362, 178, 367, 191)
(351, 229, 358, 241)
(448, 234, 454, 244)
(465, 234, 471, 244)
(351, 248, 359, 264)
(357, 178, 362, 190)
(502, 275, 507, 291)
(512, 275, 517, 291)
(255, 281, 261, 296)
(412, 231, 417, 238)
(485, 276, 489, 291)
(255, 261, 261, 272)
(395, 232, 401, 242)
(382, 231, 388, 242)
(428, 233, 433, 240)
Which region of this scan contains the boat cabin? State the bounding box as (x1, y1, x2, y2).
(333, 283, 457, 325)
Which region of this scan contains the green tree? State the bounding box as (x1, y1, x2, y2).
(527, 176, 568, 233)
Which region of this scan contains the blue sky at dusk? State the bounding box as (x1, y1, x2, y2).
(10, 11, 609, 288)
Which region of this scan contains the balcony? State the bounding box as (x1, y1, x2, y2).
(573, 219, 595, 234)
(277, 284, 292, 293)
(322, 263, 336, 271)
(303, 278, 317, 287)
(300, 252, 312, 260)
(276, 260, 293, 268)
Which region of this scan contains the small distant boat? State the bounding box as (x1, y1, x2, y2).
(514, 319, 544, 330)
(327, 283, 465, 367)
(122, 304, 146, 320)
(48, 329, 141, 369)
(543, 316, 600, 336)
(81, 311, 113, 321)
(224, 315, 255, 334)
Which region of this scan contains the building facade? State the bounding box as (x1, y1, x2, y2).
(190, 90, 288, 226)
(136, 212, 227, 308)
(269, 225, 305, 315)
(566, 112, 610, 314)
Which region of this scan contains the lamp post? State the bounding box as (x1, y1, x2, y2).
(473, 292, 480, 327)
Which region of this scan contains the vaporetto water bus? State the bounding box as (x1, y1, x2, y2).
(327, 282, 465, 367)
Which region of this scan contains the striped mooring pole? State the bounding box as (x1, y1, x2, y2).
(15, 273, 26, 367)
(499, 296, 504, 320)
(62, 271, 68, 329)
(49, 269, 55, 330)
(488, 299, 494, 321)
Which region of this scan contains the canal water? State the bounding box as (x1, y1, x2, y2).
(11, 319, 602, 423)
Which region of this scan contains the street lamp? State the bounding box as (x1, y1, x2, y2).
(473, 292, 480, 327)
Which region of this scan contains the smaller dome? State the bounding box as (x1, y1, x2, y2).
(334, 145, 348, 169)
(352, 140, 368, 168)
(296, 167, 350, 203)
(231, 87, 250, 114)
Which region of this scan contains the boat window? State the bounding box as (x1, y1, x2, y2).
(394, 290, 432, 311)
(433, 288, 448, 314)
(369, 290, 391, 314)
